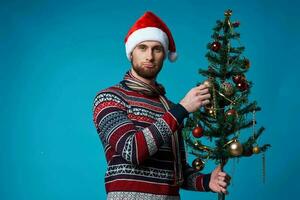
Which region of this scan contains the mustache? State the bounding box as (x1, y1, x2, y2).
(142, 61, 156, 66)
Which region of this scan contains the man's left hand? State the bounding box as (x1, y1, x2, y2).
(209, 165, 231, 194)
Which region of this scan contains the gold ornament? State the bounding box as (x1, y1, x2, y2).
(192, 158, 205, 171)
(203, 80, 212, 88)
(228, 139, 243, 156)
(243, 59, 251, 69)
(253, 146, 260, 154)
(221, 82, 234, 97)
(208, 108, 214, 116)
(205, 105, 215, 117)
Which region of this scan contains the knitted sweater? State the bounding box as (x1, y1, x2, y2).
(93, 80, 211, 199)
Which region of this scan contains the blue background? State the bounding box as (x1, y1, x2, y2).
(1, 0, 299, 199)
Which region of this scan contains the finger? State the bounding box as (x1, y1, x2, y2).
(214, 165, 222, 172)
(218, 176, 226, 182)
(218, 175, 231, 185)
(221, 189, 229, 195)
(218, 172, 227, 177)
(218, 172, 231, 182)
(199, 93, 211, 100)
(218, 177, 230, 185)
(196, 84, 209, 90)
(221, 187, 228, 195)
(201, 99, 210, 106)
(198, 88, 209, 95)
(218, 180, 228, 188)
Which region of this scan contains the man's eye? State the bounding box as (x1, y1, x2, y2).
(154, 47, 163, 52)
(138, 45, 147, 50)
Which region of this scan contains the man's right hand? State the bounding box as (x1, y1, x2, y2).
(179, 84, 211, 113)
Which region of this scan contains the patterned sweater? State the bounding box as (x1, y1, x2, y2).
(93, 80, 211, 199)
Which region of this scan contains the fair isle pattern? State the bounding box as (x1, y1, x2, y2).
(95, 92, 176, 165)
(93, 79, 210, 197)
(131, 107, 163, 118)
(107, 191, 180, 200)
(99, 111, 131, 142)
(153, 118, 172, 143)
(123, 71, 183, 185)
(143, 128, 158, 156)
(122, 137, 134, 162)
(94, 92, 127, 109)
(105, 164, 174, 181)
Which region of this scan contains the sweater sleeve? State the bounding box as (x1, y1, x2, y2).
(93, 91, 189, 165)
(181, 164, 211, 192)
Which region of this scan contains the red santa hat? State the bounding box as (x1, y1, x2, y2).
(125, 11, 177, 62)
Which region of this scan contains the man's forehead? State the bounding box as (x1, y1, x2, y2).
(137, 41, 163, 47)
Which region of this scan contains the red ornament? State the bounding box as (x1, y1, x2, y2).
(211, 41, 221, 52)
(232, 74, 245, 84)
(192, 125, 203, 138)
(232, 21, 240, 27)
(226, 109, 237, 116)
(237, 81, 249, 91)
(225, 109, 237, 123)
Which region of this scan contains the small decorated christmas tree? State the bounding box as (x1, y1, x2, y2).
(182, 9, 271, 199)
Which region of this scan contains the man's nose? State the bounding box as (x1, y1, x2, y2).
(145, 49, 154, 61)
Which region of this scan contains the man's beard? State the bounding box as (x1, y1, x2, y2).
(131, 62, 163, 80)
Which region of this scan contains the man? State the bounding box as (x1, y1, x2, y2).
(93, 11, 230, 200)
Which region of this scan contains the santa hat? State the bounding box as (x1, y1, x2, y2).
(125, 11, 177, 62)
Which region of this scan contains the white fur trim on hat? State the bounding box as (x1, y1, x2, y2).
(125, 27, 169, 61)
(168, 52, 177, 62)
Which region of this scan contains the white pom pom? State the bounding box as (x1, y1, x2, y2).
(168, 52, 178, 62)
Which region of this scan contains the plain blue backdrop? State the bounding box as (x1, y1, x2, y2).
(1, 0, 300, 199)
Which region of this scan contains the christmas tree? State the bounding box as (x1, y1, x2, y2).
(182, 9, 271, 199)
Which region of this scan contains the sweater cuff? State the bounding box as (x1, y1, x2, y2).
(168, 103, 189, 124)
(203, 173, 212, 192)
